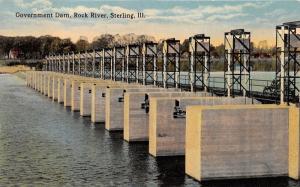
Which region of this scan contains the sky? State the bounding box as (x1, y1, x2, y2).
(0, 0, 299, 46)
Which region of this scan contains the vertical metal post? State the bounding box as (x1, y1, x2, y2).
(113, 48, 116, 81)
(190, 52, 194, 92)
(163, 52, 167, 88)
(175, 55, 179, 88)
(101, 49, 104, 79)
(142, 46, 146, 85)
(78, 52, 81, 75)
(84, 51, 87, 76)
(280, 26, 285, 104)
(72, 52, 75, 75)
(136, 57, 139, 84)
(242, 42, 247, 97)
(57, 54, 60, 72)
(93, 50, 96, 78)
(204, 55, 208, 92)
(126, 52, 129, 83)
(62, 54, 65, 73)
(67, 53, 70, 74)
(122, 56, 125, 82)
(110, 57, 113, 80)
(154, 54, 157, 86)
(227, 52, 231, 97)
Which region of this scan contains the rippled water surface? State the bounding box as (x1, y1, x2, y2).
(0, 74, 300, 186)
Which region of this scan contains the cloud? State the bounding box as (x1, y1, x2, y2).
(193, 2, 259, 15)
(3, 1, 268, 29)
(13, 0, 52, 8)
(207, 13, 247, 22)
(140, 2, 266, 24)
(1, 1, 297, 46)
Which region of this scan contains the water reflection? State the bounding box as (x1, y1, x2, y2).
(200, 177, 290, 187)
(155, 156, 186, 186)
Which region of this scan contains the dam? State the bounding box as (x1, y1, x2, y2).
(22, 22, 300, 183)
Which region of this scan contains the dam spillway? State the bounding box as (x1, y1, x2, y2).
(22, 22, 300, 182)
(25, 70, 300, 182)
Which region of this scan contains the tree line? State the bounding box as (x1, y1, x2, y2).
(0, 34, 276, 71)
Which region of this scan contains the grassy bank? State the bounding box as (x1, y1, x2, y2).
(0, 65, 31, 74)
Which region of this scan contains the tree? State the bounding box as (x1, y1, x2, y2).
(180, 39, 189, 56)
(90, 34, 115, 49)
(211, 44, 224, 58)
(75, 38, 89, 52)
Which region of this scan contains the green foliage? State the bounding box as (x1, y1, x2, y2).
(0, 35, 76, 59)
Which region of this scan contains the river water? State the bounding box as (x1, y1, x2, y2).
(0, 74, 299, 186)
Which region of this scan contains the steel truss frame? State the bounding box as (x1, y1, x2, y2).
(276, 21, 300, 104)
(103, 48, 114, 80)
(85, 51, 94, 77)
(224, 29, 251, 97)
(142, 42, 158, 85)
(114, 46, 126, 81)
(162, 38, 180, 88)
(126, 44, 140, 83)
(189, 34, 210, 92)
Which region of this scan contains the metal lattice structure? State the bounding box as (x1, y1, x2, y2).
(53, 55, 57, 72)
(224, 29, 251, 97)
(142, 42, 158, 85)
(94, 50, 101, 78)
(56, 55, 59, 72)
(275, 21, 300, 104)
(63, 54, 67, 73)
(162, 38, 180, 88)
(73, 52, 79, 75)
(78, 52, 85, 76)
(54, 55, 57, 72)
(189, 34, 210, 92)
(68, 53, 73, 74)
(59, 54, 64, 73)
(43, 56, 48, 71)
(103, 48, 114, 80)
(85, 51, 94, 77)
(126, 44, 140, 83)
(113, 46, 126, 81)
(52, 55, 56, 72)
(48, 55, 52, 71)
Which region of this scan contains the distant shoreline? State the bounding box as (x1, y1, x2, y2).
(0, 65, 31, 74)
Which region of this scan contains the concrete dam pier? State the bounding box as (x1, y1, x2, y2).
(25, 71, 300, 182)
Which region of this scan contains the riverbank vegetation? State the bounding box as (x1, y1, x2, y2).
(0, 65, 31, 74)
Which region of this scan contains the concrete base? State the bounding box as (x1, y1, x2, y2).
(124, 92, 213, 142)
(148, 97, 256, 157)
(289, 106, 300, 180)
(71, 78, 114, 111)
(71, 80, 86, 111)
(91, 84, 107, 122)
(185, 104, 290, 181)
(43, 73, 48, 96)
(80, 83, 94, 116)
(91, 83, 146, 123)
(38, 73, 42, 93)
(52, 76, 58, 101)
(37, 72, 41, 92)
(64, 78, 72, 107)
(57, 78, 64, 103)
(34, 72, 37, 90)
(39, 73, 43, 92)
(47, 75, 53, 98)
(105, 87, 179, 131)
